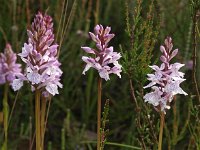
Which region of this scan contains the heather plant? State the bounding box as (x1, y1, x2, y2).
(188, 0, 200, 149)
(121, 0, 160, 148)
(100, 99, 109, 149)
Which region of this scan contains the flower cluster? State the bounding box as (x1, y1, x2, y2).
(143, 37, 187, 113)
(12, 12, 62, 97)
(0, 43, 22, 85)
(81, 25, 122, 81)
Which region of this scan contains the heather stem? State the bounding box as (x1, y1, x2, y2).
(97, 77, 102, 150)
(41, 96, 47, 150)
(158, 112, 165, 150)
(35, 89, 41, 150)
(2, 83, 9, 150)
(129, 79, 139, 109)
(192, 5, 200, 103)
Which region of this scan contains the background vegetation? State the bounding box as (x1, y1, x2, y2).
(0, 0, 199, 149)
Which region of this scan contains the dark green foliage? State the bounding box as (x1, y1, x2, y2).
(121, 0, 159, 85)
(120, 0, 160, 149)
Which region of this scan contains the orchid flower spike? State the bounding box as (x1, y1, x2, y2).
(12, 12, 63, 97)
(81, 24, 122, 81)
(0, 43, 22, 85)
(143, 37, 187, 113)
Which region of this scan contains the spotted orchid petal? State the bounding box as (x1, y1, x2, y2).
(13, 12, 62, 97)
(81, 25, 122, 81)
(144, 37, 187, 113)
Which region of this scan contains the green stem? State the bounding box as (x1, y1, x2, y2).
(192, 1, 200, 103)
(158, 112, 165, 150)
(97, 77, 102, 150)
(172, 99, 178, 145)
(35, 89, 41, 150)
(61, 128, 65, 150)
(2, 83, 9, 150)
(43, 97, 52, 137)
(80, 141, 141, 149)
(95, 0, 100, 24)
(41, 96, 47, 150)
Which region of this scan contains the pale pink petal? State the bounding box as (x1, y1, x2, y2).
(99, 68, 110, 81)
(89, 32, 99, 43)
(19, 43, 33, 57)
(81, 47, 95, 54)
(82, 64, 92, 75)
(169, 49, 178, 60)
(45, 83, 58, 96)
(143, 87, 162, 106)
(27, 72, 41, 84)
(104, 26, 111, 34)
(94, 25, 101, 35)
(160, 55, 167, 63)
(164, 81, 187, 96)
(12, 79, 23, 91)
(160, 46, 167, 55)
(105, 46, 113, 53)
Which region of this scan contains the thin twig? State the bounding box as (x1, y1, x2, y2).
(25, 0, 31, 28)
(129, 79, 139, 109)
(80, 140, 141, 150)
(86, 0, 92, 21)
(143, 104, 158, 143)
(172, 98, 178, 145)
(44, 97, 52, 136)
(192, 3, 200, 103)
(0, 27, 8, 42)
(95, 0, 100, 24)
(8, 90, 20, 127)
(56, 0, 67, 42)
(29, 116, 32, 150)
(57, 0, 76, 57)
(97, 77, 102, 150)
(30, 130, 36, 150)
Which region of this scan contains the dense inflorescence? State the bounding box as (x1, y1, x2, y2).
(12, 12, 62, 97)
(81, 24, 122, 81)
(144, 37, 187, 113)
(0, 43, 22, 85)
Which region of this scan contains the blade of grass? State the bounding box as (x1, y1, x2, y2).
(81, 141, 141, 149)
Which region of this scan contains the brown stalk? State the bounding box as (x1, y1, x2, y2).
(192, 5, 200, 103)
(129, 79, 139, 109)
(26, 0, 31, 28)
(95, 0, 100, 24)
(158, 112, 165, 150)
(97, 77, 102, 150)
